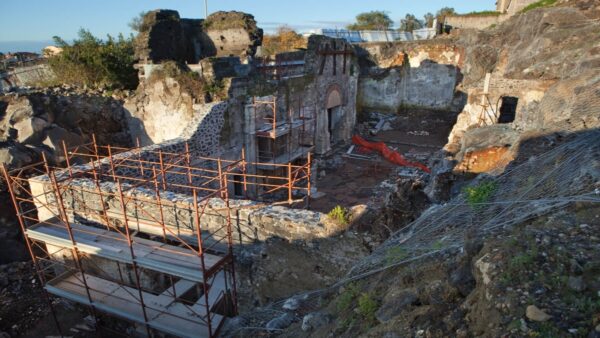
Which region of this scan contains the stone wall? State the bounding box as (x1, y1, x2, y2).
(30, 174, 335, 245)
(7, 64, 55, 87)
(304, 35, 360, 154)
(357, 42, 463, 112)
(446, 75, 556, 153)
(445, 15, 508, 30)
(134, 10, 263, 64)
(125, 76, 228, 147)
(359, 62, 459, 111)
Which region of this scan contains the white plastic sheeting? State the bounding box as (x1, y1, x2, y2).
(310, 28, 436, 43)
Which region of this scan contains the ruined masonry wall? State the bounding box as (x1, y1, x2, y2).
(358, 43, 462, 112)
(445, 15, 509, 30)
(32, 176, 333, 245)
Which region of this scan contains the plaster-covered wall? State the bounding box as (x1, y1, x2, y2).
(359, 62, 459, 111)
(357, 42, 463, 112)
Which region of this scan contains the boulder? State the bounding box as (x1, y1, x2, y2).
(0, 145, 33, 167)
(42, 126, 86, 153)
(301, 312, 331, 332)
(376, 289, 418, 323)
(265, 312, 294, 331)
(525, 305, 551, 322)
(13, 117, 49, 144)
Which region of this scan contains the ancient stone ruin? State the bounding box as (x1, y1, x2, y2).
(1, 2, 600, 337)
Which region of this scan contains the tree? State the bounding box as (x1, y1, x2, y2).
(48, 29, 138, 89)
(436, 7, 456, 24)
(399, 14, 423, 32)
(347, 11, 393, 31)
(423, 12, 435, 28)
(128, 11, 149, 32)
(262, 26, 307, 55)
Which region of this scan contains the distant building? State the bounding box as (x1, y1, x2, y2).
(43, 46, 63, 57)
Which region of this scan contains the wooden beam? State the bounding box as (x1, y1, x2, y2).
(332, 41, 336, 76)
(318, 45, 328, 75)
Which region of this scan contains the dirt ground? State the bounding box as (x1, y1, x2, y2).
(310, 108, 458, 214)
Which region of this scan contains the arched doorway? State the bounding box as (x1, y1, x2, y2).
(325, 85, 343, 144)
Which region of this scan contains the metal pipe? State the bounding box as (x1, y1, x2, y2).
(1, 164, 64, 336)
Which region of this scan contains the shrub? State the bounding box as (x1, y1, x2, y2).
(262, 26, 307, 55)
(521, 0, 558, 13)
(336, 282, 360, 312)
(384, 246, 408, 265)
(48, 29, 138, 90)
(357, 293, 379, 324)
(328, 205, 351, 225)
(148, 61, 206, 99)
(458, 10, 502, 17)
(463, 181, 497, 208)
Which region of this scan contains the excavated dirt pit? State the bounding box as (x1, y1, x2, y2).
(310, 108, 459, 214)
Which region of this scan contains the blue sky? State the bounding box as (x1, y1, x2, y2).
(0, 0, 495, 53)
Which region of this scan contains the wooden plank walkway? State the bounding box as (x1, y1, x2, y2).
(27, 218, 225, 282)
(46, 272, 225, 338)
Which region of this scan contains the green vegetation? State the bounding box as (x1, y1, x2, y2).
(431, 239, 444, 250)
(335, 283, 379, 331)
(463, 181, 498, 208)
(49, 29, 138, 90)
(423, 13, 435, 28)
(521, 0, 558, 13)
(384, 246, 408, 265)
(357, 293, 379, 325)
(347, 11, 393, 30)
(399, 14, 423, 32)
(435, 7, 456, 24)
(336, 282, 360, 312)
(128, 11, 149, 32)
(262, 26, 307, 55)
(530, 322, 562, 337)
(148, 61, 227, 101)
(457, 10, 502, 17)
(328, 205, 351, 225)
(149, 61, 204, 97)
(203, 11, 255, 31)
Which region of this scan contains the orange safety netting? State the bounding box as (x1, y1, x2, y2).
(352, 135, 431, 173)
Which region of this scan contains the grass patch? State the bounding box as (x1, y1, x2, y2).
(328, 205, 351, 225)
(463, 181, 498, 208)
(336, 282, 360, 312)
(457, 10, 502, 17)
(357, 293, 379, 325)
(431, 240, 444, 251)
(520, 0, 558, 13)
(530, 322, 562, 338)
(385, 246, 409, 265)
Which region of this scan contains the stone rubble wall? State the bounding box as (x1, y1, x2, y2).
(134, 10, 263, 64)
(31, 175, 333, 245)
(445, 15, 509, 30)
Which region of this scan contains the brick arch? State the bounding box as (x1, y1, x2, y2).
(325, 84, 344, 109)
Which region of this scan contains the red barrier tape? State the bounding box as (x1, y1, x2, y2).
(352, 135, 431, 173)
